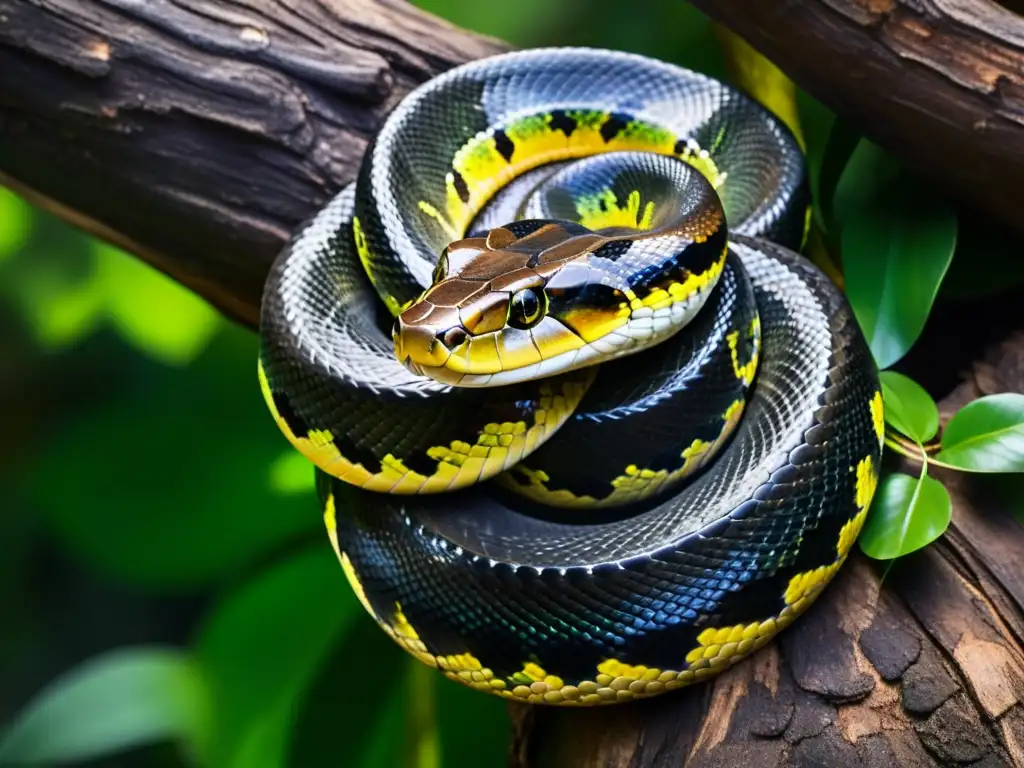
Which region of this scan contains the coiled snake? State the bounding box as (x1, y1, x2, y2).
(258, 48, 883, 706)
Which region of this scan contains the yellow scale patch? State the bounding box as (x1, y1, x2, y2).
(502, 379, 749, 509)
(260, 358, 589, 495)
(328, 397, 883, 706)
(726, 315, 762, 387)
(870, 390, 885, 449)
(576, 188, 655, 231)
(419, 111, 725, 245)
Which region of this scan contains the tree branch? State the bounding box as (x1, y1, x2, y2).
(0, 0, 506, 325)
(688, 0, 1024, 237)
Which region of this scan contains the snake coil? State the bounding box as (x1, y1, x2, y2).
(258, 48, 883, 707)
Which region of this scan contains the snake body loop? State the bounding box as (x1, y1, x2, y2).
(258, 48, 883, 706)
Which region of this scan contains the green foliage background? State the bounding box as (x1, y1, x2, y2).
(2, 2, 1023, 767)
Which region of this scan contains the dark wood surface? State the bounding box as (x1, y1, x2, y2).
(0, 0, 506, 325)
(687, 0, 1024, 238)
(3, 2, 1024, 765)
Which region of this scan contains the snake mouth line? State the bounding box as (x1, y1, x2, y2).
(402, 355, 427, 378)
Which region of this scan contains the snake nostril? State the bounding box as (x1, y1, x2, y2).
(441, 327, 468, 350)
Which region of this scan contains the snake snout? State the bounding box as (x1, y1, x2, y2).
(394, 306, 453, 373)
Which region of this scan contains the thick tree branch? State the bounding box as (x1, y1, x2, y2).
(0, 0, 506, 325)
(688, 0, 1024, 236)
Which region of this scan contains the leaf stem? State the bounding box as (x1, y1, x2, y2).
(884, 432, 962, 471)
(880, 440, 930, 582)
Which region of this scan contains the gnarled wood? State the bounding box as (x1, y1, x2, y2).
(509, 332, 1024, 767)
(0, 0, 506, 325)
(687, 0, 1024, 237)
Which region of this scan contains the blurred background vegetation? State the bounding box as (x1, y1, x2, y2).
(3, 1, 1023, 767)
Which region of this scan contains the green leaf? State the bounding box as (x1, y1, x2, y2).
(859, 471, 952, 559)
(435, 673, 509, 768)
(288, 618, 409, 768)
(936, 393, 1024, 472)
(839, 142, 957, 369)
(880, 371, 939, 443)
(195, 545, 356, 768)
(269, 450, 316, 495)
(406, 659, 440, 768)
(28, 326, 320, 589)
(0, 187, 32, 261)
(0, 648, 208, 766)
(94, 242, 221, 366)
(813, 119, 860, 234)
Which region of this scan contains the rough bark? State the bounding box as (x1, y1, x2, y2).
(509, 332, 1024, 767)
(0, 0, 507, 325)
(3, 2, 1024, 766)
(4, 1, 1024, 326)
(687, 0, 1024, 238)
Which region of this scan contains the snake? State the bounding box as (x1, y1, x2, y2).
(258, 48, 884, 707)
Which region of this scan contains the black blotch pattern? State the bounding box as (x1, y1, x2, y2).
(492, 129, 515, 163)
(646, 419, 729, 473)
(600, 113, 630, 143)
(272, 390, 310, 437)
(333, 431, 384, 476)
(673, 138, 690, 155)
(682, 224, 728, 276)
(400, 450, 439, 478)
(547, 282, 625, 320)
(451, 170, 470, 203)
(548, 110, 577, 137)
(625, 223, 726, 294)
(503, 220, 555, 239)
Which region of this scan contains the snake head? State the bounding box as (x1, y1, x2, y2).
(393, 217, 725, 387)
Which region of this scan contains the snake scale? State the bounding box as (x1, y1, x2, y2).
(258, 48, 884, 706)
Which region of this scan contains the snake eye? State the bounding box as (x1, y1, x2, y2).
(441, 327, 468, 350)
(508, 288, 547, 330)
(432, 252, 449, 285)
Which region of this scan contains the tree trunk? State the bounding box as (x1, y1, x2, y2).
(2, 2, 1023, 765)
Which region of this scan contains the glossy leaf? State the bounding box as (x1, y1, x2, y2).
(195, 545, 355, 768)
(936, 393, 1024, 472)
(95, 243, 221, 367)
(288, 618, 409, 768)
(269, 450, 316, 495)
(859, 471, 952, 560)
(880, 371, 939, 443)
(406, 659, 440, 768)
(840, 142, 957, 368)
(0, 648, 208, 766)
(813, 119, 860, 234)
(27, 326, 320, 589)
(0, 187, 32, 261)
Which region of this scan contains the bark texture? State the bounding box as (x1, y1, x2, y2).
(3, 2, 1024, 766)
(687, 0, 1024, 238)
(0, 0, 506, 325)
(509, 332, 1024, 767)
